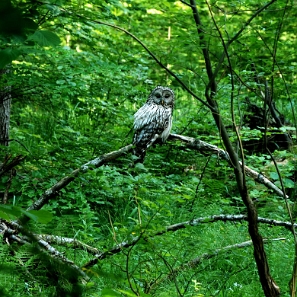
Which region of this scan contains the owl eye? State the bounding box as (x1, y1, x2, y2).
(164, 93, 170, 98)
(155, 93, 161, 98)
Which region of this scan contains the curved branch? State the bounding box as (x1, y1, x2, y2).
(15, 132, 286, 224)
(148, 237, 284, 293)
(168, 133, 287, 198)
(227, 0, 278, 47)
(3, 213, 292, 277)
(84, 22, 214, 112)
(0, 220, 88, 280)
(83, 213, 291, 269)
(25, 144, 133, 213)
(38, 234, 102, 255)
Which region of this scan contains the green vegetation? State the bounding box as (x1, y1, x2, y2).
(0, 0, 297, 296)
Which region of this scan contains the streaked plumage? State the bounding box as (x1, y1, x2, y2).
(133, 86, 174, 163)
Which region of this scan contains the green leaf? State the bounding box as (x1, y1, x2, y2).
(0, 205, 52, 223)
(0, 48, 21, 68)
(134, 163, 148, 172)
(27, 30, 61, 46)
(283, 178, 295, 189)
(0, 210, 13, 221)
(21, 209, 53, 224)
(0, 205, 22, 218)
(269, 172, 279, 180)
(56, 79, 66, 84)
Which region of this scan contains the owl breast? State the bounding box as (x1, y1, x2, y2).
(133, 103, 172, 141)
(132, 86, 174, 163)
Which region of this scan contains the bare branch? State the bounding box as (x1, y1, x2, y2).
(6, 130, 282, 227)
(25, 144, 133, 213)
(0, 220, 88, 280)
(164, 214, 297, 233)
(19, 132, 286, 225)
(83, 214, 292, 269)
(148, 237, 284, 293)
(37, 1, 214, 111)
(0, 154, 25, 178)
(168, 133, 287, 198)
(227, 0, 278, 47)
(2, 213, 293, 282)
(38, 234, 102, 255)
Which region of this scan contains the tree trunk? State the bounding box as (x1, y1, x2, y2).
(0, 69, 11, 146)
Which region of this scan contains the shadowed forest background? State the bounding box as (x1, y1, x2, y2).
(0, 0, 297, 296)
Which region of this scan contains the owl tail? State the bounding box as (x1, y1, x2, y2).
(133, 147, 146, 164)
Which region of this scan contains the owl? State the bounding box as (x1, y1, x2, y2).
(133, 86, 174, 163)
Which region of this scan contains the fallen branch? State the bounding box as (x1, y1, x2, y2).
(2, 213, 293, 282)
(168, 133, 287, 198)
(83, 235, 143, 268)
(147, 237, 285, 293)
(38, 234, 102, 255)
(0, 220, 89, 280)
(17, 134, 285, 224)
(33, 239, 89, 280)
(83, 214, 293, 269)
(163, 214, 297, 233)
(25, 144, 133, 212)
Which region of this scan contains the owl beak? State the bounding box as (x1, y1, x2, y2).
(161, 100, 164, 105)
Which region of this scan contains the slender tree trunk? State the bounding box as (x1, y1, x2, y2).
(0, 69, 12, 204)
(0, 69, 11, 146)
(188, 1, 280, 295)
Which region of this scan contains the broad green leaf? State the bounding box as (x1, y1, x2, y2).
(0, 210, 13, 221)
(0, 48, 21, 68)
(21, 209, 53, 224)
(269, 172, 279, 180)
(56, 79, 66, 84)
(0, 205, 52, 223)
(27, 30, 61, 46)
(283, 178, 295, 189)
(0, 205, 22, 217)
(28, 210, 53, 224)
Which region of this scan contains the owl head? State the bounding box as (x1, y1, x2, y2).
(147, 86, 174, 108)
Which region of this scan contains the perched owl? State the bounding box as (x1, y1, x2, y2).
(133, 86, 174, 163)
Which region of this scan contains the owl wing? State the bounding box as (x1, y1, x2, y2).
(132, 103, 172, 163)
(133, 103, 171, 149)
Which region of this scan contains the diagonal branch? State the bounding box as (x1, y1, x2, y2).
(148, 237, 284, 293)
(0, 154, 25, 178)
(168, 133, 287, 198)
(83, 214, 291, 269)
(0, 220, 88, 280)
(187, 2, 280, 295)
(25, 144, 133, 212)
(38, 234, 102, 255)
(19, 133, 285, 224)
(3, 214, 292, 277)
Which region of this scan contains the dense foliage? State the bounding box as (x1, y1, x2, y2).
(0, 0, 297, 296)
